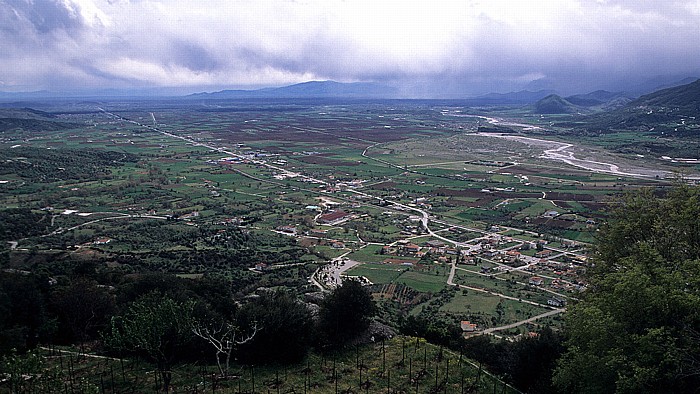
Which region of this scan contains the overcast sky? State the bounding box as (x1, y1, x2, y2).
(1, 0, 699, 96)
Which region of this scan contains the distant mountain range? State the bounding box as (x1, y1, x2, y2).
(532, 91, 634, 114)
(187, 81, 397, 100)
(567, 78, 700, 159)
(540, 78, 700, 140)
(589, 78, 700, 131)
(188, 81, 566, 104)
(188, 77, 698, 104)
(565, 90, 633, 108)
(1, 75, 697, 102)
(624, 76, 699, 97)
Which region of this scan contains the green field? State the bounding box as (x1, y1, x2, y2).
(395, 270, 447, 292)
(1, 98, 687, 350)
(346, 263, 407, 283)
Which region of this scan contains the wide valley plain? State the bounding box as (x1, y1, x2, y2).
(3, 98, 697, 342)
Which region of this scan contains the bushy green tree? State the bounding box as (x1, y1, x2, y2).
(554, 184, 700, 393)
(0, 273, 49, 354)
(106, 292, 196, 392)
(318, 279, 376, 348)
(50, 278, 115, 344)
(237, 290, 313, 364)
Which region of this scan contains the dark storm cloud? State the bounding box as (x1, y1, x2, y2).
(168, 40, 222, 72)
(1, 0, 699, 95)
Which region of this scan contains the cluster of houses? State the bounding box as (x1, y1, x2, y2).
(550, 277, 586, 293)
(275, 224, 347, 250)
(398, 221, 426, 236)
(272, 210, 355, 244)
(536, 260, 586, 286)
(376, 236, 566, 268)
(380, 239, 475, 263)
(317, 179, 367, 194)
(276, 225, 299, 236)
(527, 272, 582, 301)
(218, 217, 242, 226)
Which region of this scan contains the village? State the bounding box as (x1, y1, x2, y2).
(262, 184, 587, 338)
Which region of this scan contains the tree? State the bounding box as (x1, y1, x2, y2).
(509, 326, 563, 393)
(0, 273, 49, 354)
(106, 292, 196, 392)
(554, 184, 700, 393)
(50, 278, 115, 345)
(191, 317, 257, 378)
(318, 279, 376, 347)
(236, 290, 313, 364)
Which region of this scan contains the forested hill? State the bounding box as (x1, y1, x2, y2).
(534, 94, 579, 114)
(574, 78, 700, 133)
(0, 108, 79, 133)
(629, 78, 700, 109)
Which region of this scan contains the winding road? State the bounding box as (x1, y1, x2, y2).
(482, 308, 565, 334)
(100, 108, 575, 336)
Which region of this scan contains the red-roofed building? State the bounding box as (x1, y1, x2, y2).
(402, 243, 421, 254)
(318, 210, 350, 225)
(535, 250, 553, 259)
(330, 240, 346, 249)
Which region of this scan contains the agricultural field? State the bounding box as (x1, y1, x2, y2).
(1, 98, 696, 343)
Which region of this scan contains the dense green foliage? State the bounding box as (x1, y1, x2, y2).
(400, 314, 564, 393)
(0, 266, 381, 389)
(0, 273, 51, 354)
(318, 280, 377, 348)
(0, 117, 77, 133)
(237, 290, 314, 364)
(106, 292, 198, 391)
(50, 277, 115, 344)
(464, 328, 564, 394)
(0, 208, 51, 241)
(554, 184, 700, 393)
(0, 147, 138, 182)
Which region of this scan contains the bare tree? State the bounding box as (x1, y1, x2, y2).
(192, 320, 258, 379)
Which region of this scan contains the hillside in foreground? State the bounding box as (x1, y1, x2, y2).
(5, 336, 517, 394)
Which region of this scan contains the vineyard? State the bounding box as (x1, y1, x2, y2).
(3, 337, 517, 394)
